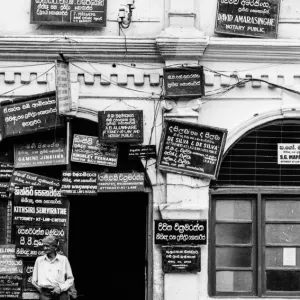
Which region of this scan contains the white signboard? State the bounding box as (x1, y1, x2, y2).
(277, 144, 300, 164)
(283, 247, 296, 266)
(56, 60, 71, 115)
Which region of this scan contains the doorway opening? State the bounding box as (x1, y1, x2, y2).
(68, 192, 148, 300)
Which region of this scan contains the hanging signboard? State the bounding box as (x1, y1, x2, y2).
(128, 145, 156, 160)
(97, 172, 144, 193)
(61, 171, 98, 196)
(0, 96, 64, 138)
(13, 186, 69, 227)
(277, 143, 300, 164)
(157, 120, 227, 179)
(214, 0, 280, 38)
(15, 225, 67, 258)
(0, 245, 23, 299)
(0, 162, 14, 181)
(71, 134, 118, 167)
(98, 110, 143, 143)
(162, 246, 201, 273)
(0, 245, 23, 274)
(163, 66, 205, 98)
(30, 0, 107, 27)
(8, 170, 61, 193)
(14, 138, 68, 168)
(154, 220, 207, 245)
(0, 182, 11, 199)
(56, 60, 71, 115)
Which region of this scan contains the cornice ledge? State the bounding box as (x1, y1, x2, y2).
(0, 35, 162, 62)
(156, 28, 209, 61)
(203, 37, 300, 63)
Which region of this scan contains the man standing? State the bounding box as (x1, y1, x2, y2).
(32, 235, 74, 300)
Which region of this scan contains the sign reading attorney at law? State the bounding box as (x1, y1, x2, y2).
(13, 186, 69, 227)
(162, 246, 201, 273)
(155, 220, 207, 245)
(61, 171, 98, 196)
(15, 225, 67, 258)
(14, 138, 68, 168)
(56, 60, 71, 115)
(98, 110, 143, 143)
(8, 170, 61, 193)
(215, 0, 280, 38)
(97, 172, 144, 192)
(157, 120, 227, 179)
(163, 66, 205, 98)
(0, 274, 22, 299)
(71, 134, 118, 167)
(278, 143, 300, 164)
(0, 96, 63, 138)
(30, 0, 107, 27)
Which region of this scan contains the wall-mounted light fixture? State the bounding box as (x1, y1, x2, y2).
(118, 0, 135, 29)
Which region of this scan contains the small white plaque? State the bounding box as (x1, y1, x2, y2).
(283, 247, 296, 266)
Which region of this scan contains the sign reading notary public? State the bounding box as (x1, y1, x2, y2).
(61, 171, 98, 196)
(157, 120, 227, 179)
(278, 143, 300, 164)
(56, 60, 71, 115)
(215, 0, 280, 38)
(0, 95, 63, 138)
(155, 220, 207, 245)
(98, 110, 143, 143)
(30, 0, 107, 27)
(14, 138, 68, 168)
(97, 172, 144, 192)
(163, 66, 205, 98)
(71, 134, 118, 167)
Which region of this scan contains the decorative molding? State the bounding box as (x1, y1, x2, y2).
(203, 37, 300, 63)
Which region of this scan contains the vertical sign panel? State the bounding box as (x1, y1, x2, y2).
(215, 0, 280, 38)
(56, 60, 71, 115)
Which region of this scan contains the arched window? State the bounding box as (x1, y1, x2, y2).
(210, 119, 300, 297)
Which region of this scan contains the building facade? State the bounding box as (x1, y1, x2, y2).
(0, 0, 300, 300)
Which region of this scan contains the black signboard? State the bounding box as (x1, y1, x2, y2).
(8, 170, 61, 193)
(30, 0, 107, 27)
(71, 134, 118, 167)
(162, 246, 201, 273)
(163, 67, 205, 98)
(98, 110, 143, 143)
(14, 138, 68, 168)
(154, 220, 207, 245)
(0, 96, 64, 138)
(215, 0, 280, 38)
(128, 145, 156, 160)
(0, 245, 23, 274)
(61, 171, 98, 196)
(0, 162, 14, 181)
(22, 261, 35, 292)
(157, 120, 227, 179)
(0, 183, 10, 199)
(97, 172, 144, 193)
(0, 287, 22, 299)
(15, 225, 67, 258)
(13, 186, 69, 227)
